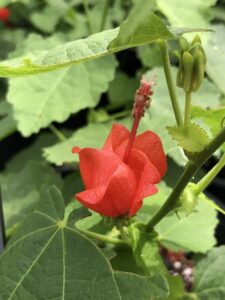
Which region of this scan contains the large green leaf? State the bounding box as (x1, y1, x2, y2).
(1, 161, 62, 229)
(8, 34, 117, 136)
(0, 9, 175, 77)
(157, 0, 216, 27)
(193, 246, 225, 299)
(138, 183, 218, 253)
(0, 186, 169, 299)
(205, 25, 225, 95)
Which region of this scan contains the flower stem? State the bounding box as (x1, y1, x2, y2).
(82, 0, 93, 34)
(158, 40, 183, 127)
(195, 153, 225, 195)
(184, 91, 192, 125)
(49, 124, 66, 142)
(100, 0, 109, 31)
(146, 126, 225, 230)
(76, 227, 130, 247)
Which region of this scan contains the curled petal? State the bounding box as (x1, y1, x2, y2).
(103, 124, 130, 154)
(128, 149, 160, 216)
(76, 163, 137, 217)
(133, 131, 167, 177)
(78, 148, 121, 189)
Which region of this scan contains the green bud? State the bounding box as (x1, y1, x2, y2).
(181, 52, 195, 92)
(191, 34, 202, 46)
(179, 37, 190, 52)
(192, 51, 206, 91)
(176, 34, 206, 92)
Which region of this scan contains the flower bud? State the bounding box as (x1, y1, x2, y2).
(176, 35, 206, 92)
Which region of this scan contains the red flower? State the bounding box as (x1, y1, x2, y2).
(0, 8, 10, 24)
(72, 124, 166, 217)
(72, 77, 167, 217)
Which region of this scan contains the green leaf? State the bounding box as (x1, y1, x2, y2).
(191, 106, 225, 143)
(167, 123, 210, 153)
(138, 183, 218, 253)
(157, 0, 216, 27)
(205, 25, 225, 95)
(8, 34, 117, 136)
(193, 246, 225, 299)
(137, 44, 162, 68)
(160, 275, 184, 300)
(30, 1, 69, 33)
(108, 72, 139, 108)
(109, 4, 174, 50)
(0, 12, 200, 77)
(156, 200, 217, 253)
(114, 272, 169, 300)
(0, 186, 169, 299)
(44, 122, 113, 165)
(1, 161, 62, 229)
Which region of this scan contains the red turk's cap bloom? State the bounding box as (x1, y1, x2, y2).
(72, 77, 167, 217)
(0, 8, 10, 24)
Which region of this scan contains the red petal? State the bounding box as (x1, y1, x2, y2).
(133, 131, 167, 177)
(101, 163, 137, 216)
(103, 124, 130, 154)
(78, 148, 121, 189)
(76, 185, 121, 216)
(128, 149, 160, 216)
(76, 163, 137, 217)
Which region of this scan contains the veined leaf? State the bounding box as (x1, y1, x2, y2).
(0, 9, 205, 78)
(0, 186, 169, 299)
(7, 34, 117, 136)
(1, 161, 62, 229)
(138, 182, 218, 253)
(167, 123, 210, 153)
(193, 246, 225, 299)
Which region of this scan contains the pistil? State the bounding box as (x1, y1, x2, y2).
(123, 77, 155, 163)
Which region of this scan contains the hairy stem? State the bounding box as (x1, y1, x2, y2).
(76, 227, 130, 247)
(184, 91, 192, 125)
(146, 126, 225, 230)
(158, 40, 183, 126)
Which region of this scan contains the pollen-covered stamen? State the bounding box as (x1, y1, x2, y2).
(123, 76, 155, 163)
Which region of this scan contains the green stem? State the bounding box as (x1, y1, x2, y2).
(195, 153, 225, 195)
(146, 126, 225, 230)
(77, 227, 130, 247)
(184, 91, 192, 125)
(158, 40, 183, 126)
(49, 124, 66, 142)
(100, 0, 109, 31)
(82, 0, 93, 34)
